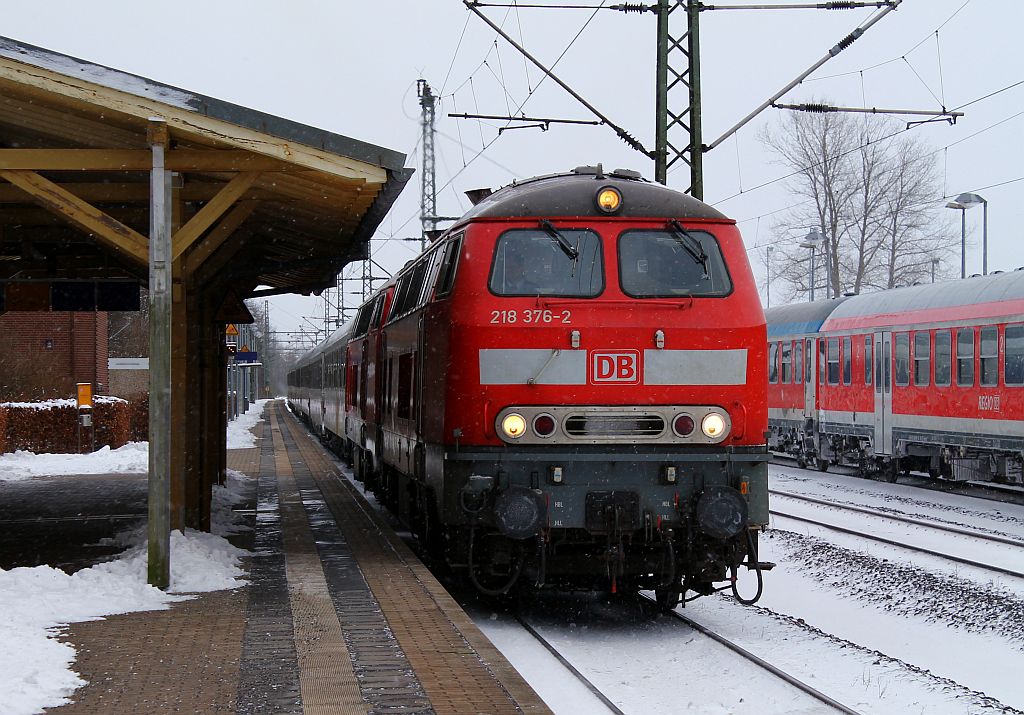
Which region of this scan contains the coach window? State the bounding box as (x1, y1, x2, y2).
(864, 335, 872, 385)
(795, 340, 804, 384)
(874, 338, 882, 394)
(768, 342, 779, 383)
(914, 332, 930, 386)
(957, 328, 975, 386)
(807, 339, 814, 383)
(492, 229, 602, 296)
(1006, 324, 1024, 386)
(980, 327, 998, 386)
(842, 336, 852, 385)
(619, 229, 732, 297)
(934, 330, 951, 386)
(894, 333, 910, 386)
(819, 340, 826, 384)
(781, 341, 792, 383)
(827, 338, 840, 385)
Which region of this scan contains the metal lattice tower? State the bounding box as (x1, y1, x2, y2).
(655, 0, 703, 198)
(418, 79, 437, 250)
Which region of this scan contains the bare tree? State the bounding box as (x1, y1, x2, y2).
(761, 107, 956, 302)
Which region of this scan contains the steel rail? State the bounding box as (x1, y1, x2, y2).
(771, 510, 1024, 579)
(515, 617, 628, 715)
(0, 513, 142, 525)
(638, 593, 863, 715)
(770, 489, 1024, 547)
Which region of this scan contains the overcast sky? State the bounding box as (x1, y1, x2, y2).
(3, 0, 1021, 342)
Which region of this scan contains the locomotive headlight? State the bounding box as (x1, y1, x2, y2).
(595, 186, 623, 214)
(501, 413, 527, 439)
(701, 413, 727, 440)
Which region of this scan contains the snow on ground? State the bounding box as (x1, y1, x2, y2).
(0, 442, 148, 481)
(0, 399, 270, 481)
(0, 495, 252, 715)
(227, 399, 271, 448)
(0, 403, 268, 715)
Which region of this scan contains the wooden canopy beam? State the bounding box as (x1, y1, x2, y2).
(0, 148, 318, 173)
(0, 169, 148, 265)
(182, 199, 258, 277)
(171, 172, 261, 261)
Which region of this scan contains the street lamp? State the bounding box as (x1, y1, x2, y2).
(946, 192, 988, 276)
(931, 257, 939, 283)
(766, 245, 775, 308)
(799, 229, 824, 302)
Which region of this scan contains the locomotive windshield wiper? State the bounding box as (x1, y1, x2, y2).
(667, 220, 709, 279)
(539, 219, 580, 263)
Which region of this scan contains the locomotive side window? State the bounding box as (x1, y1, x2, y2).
(864, 335, 872, 385)
(842, 336, 852, 385)
(781, 341, 792, 383)
(768, 342, 779, 383)
(619, 229, 732, 297)
(895, 333, 910, 386)
(795, 341, 804, 384)
(827, 338, 840, 385)
(435, 234, 464, 298)
(490, 229, 603, 297)
(1006, 324, 1024, 386)
(957, 328, 975, 386)
(914, 332, 930, 387)
(980, 326, 998, 386)
(935, 330, 952, 386)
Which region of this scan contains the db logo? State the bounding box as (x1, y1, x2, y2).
(590, 351, 640, 384)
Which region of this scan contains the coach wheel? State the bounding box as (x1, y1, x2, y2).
(815, 458, 830, 473)
(797, 457, 807, 469)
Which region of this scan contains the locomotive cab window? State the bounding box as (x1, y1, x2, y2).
(435, 233, 463, 298)
(490, 229, 603, 296)
(619, 229, 732, 297)
(1007, 324, 1024, 386)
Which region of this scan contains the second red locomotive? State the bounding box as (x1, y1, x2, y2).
(290, 166, 770, 605)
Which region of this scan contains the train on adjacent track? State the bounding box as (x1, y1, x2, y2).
(765, 270, 1024, 483)
(288, 166, 771, 605)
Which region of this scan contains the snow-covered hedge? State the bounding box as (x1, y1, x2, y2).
(0, 396, 130, 454)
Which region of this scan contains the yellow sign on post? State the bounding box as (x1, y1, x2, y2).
(225, 324, 239, 336)
(76, 382, 93, 408)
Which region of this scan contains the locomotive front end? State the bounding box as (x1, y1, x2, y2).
(441, 168, 769, 604)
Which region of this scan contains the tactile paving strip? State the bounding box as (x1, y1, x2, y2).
(269, 413, 368, 714)
(236, 420, 303, 715)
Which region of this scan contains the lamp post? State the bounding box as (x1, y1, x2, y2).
(946, 192, 988, 276)
(931, 257, 939, 283)
(799, 229, 824, 302)
(766, 245, 775, 308)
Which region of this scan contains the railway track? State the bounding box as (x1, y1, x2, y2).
(635, 593, 864, 715)
(769, 490, 1024, 579)
(516, 599, 863, 715)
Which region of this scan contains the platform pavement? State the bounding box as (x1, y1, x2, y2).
(2, 405, 550, 714)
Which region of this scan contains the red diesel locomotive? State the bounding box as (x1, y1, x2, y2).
(289, 166, 770, 604)
(766, 270, 1024, 483)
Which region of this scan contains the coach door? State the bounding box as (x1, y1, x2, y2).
(803, 338, 816, 419)
(873, 331, 893, 455)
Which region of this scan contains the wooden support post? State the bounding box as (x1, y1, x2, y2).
(147, 119, 172, 590)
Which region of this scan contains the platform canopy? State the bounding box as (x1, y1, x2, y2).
(0, 36, 411, 297)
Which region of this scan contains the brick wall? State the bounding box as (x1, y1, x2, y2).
(0, 312, 109, 401)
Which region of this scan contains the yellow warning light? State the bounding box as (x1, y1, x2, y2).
(500, 413, 527, 439)
(595, 187, 623, 214)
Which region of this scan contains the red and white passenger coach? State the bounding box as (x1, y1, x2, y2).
(766, 270, 1024, 483)
(290, 166, 770, 605)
